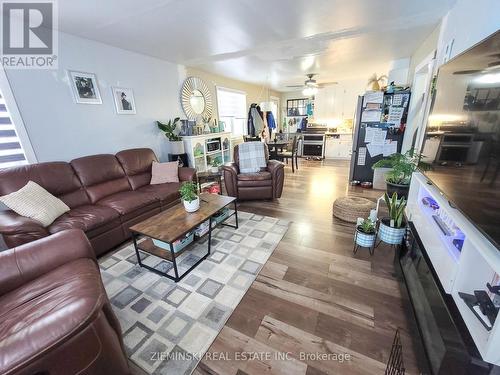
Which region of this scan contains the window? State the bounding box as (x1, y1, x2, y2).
(216, 87, 247, 136)
(0, 90, 28, 168)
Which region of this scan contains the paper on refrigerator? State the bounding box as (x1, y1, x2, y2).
(371, 129, 387, 146)
(383, 139, 398, 156)
(366, 143, 383, 157)
(361, 110, 382, 123)
(364, 127, 376, 143)
(357, 147, 367, 165)
(363, 91, 384, 106)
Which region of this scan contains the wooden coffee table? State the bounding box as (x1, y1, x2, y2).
(129, 193, 238, 282)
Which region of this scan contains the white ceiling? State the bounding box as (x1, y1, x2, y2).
(58, 0, 456, 91)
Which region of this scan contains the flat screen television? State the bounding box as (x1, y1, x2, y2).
(422, 30, 500, 250)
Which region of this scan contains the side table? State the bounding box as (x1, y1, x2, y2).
(197, 171, 223, 194)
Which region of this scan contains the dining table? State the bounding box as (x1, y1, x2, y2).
(266, 140, 289, 160)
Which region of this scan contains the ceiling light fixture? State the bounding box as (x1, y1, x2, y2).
(302, 86, 317, 96)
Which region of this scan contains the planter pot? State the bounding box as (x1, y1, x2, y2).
(210, 166, 219, 173)
(378, 218, 406, 245)
(183, 197, 200, 213)
(355, 227, 376, 248)
(386, 181, 409, 199)
(168, 140, 185, 155)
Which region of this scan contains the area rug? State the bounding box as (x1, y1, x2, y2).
(98, 211, 289, 375)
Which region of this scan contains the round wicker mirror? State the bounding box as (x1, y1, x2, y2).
(180, 77, 213, 119)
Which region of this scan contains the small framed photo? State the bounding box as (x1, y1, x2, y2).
(67, 70, 102, 104)
(111, 87, 136, 115)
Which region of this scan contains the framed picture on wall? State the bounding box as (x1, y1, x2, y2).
(111, 87, 136, 115)
(67, 70, 102, 104)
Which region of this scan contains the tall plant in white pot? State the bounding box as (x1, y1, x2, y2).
(378, 192, 407, 245)
(179, 181, 200, 212)
(157, 118, 185, 154)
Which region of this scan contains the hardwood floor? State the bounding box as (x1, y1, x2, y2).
(192, 159, 425, 375)
(130, 159, 426, 375)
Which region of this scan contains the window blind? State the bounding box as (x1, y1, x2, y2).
(216, 87, 247, 136)
(0, 92, 28, 168)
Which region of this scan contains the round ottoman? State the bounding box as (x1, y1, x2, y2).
(332, 196, 375, 223)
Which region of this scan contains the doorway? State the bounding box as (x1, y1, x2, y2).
(402, 51, 436, 153)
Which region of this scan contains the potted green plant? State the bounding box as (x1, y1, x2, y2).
(210, 158, 221, 173)
(378, 192, 406, 245)
(157, 118, 185, 154)
(355, 218, 377, 249)
(372, 148, 431, 198)
(179, 181, 199, 212)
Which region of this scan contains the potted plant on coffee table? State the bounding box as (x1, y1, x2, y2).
(179, 181, 200, 212)
(372, 148, 430, 199)
(157, 118, 185, 154)
(354, 218, 377, 254)
(378, 192, 406, 246)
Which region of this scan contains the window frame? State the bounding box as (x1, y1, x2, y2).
(215, 85, 247, 137)
(0, 66, 37, 165)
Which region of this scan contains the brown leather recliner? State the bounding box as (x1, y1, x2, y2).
(222, 144, 285, 200)
(0, 229, 130, 375)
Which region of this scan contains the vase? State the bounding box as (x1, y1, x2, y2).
(386, 181, 410, 199)
(355, 228, 376, 248)
(168, 140, 185, 155)
(183, 197, 200, 213)
(210, 166, 219, 173)
(378, 218, 406, 245)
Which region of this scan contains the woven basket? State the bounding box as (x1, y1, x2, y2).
(332, 196, 376, 223)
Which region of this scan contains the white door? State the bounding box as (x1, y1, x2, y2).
(402, 52, 436, 153)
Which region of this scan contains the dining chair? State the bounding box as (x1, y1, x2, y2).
(276, 136, 300, 173)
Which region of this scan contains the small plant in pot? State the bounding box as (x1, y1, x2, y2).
(372, 148, 431, 199)
(355, 218, 377, 250)
(210, 158, 221, 173)
(157, 118, 185, 154)
(378, 192, 406, 245)
(179, 181, 199, 213)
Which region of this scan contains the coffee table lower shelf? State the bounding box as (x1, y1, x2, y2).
(131, 202, 238, 282)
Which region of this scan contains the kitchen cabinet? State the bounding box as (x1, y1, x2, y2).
(325, 133, 352, 159)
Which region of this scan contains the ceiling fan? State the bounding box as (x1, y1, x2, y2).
(286, 74, 338, 96)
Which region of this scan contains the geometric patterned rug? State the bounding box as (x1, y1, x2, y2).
(98, 211, 289, 375)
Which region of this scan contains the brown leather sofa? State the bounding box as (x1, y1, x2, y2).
(0, 148, 195, 256)
(222, 144, 285, 200)
(0, 229, 130, 375)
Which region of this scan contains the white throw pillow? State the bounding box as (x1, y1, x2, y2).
(0, 181, 70, 227)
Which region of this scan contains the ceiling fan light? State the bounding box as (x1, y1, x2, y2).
(302, 86, 317, 96)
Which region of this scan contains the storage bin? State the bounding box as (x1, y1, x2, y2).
(152, 232, 194, 253)
(212, 207, 230, 224)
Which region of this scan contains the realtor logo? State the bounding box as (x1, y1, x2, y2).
(1, 0, 58, 68)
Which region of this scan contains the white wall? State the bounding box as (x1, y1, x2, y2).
(4, 31, 185, 163)
(387, 58, 411, 86)
(436, 0, 500, 68)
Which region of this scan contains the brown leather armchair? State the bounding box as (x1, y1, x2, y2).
(0, 229, 130, 375)
(222, 144, 285, 200)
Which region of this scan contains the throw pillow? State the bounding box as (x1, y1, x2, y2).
(150, 161, 179, 184)
(0, 181, 70, 227)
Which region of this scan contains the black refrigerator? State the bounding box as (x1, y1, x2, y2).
(349, 90, 411, 183)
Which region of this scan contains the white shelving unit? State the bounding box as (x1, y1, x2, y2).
(182, 132, 232, 172)
(406, 172, 500, 365)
